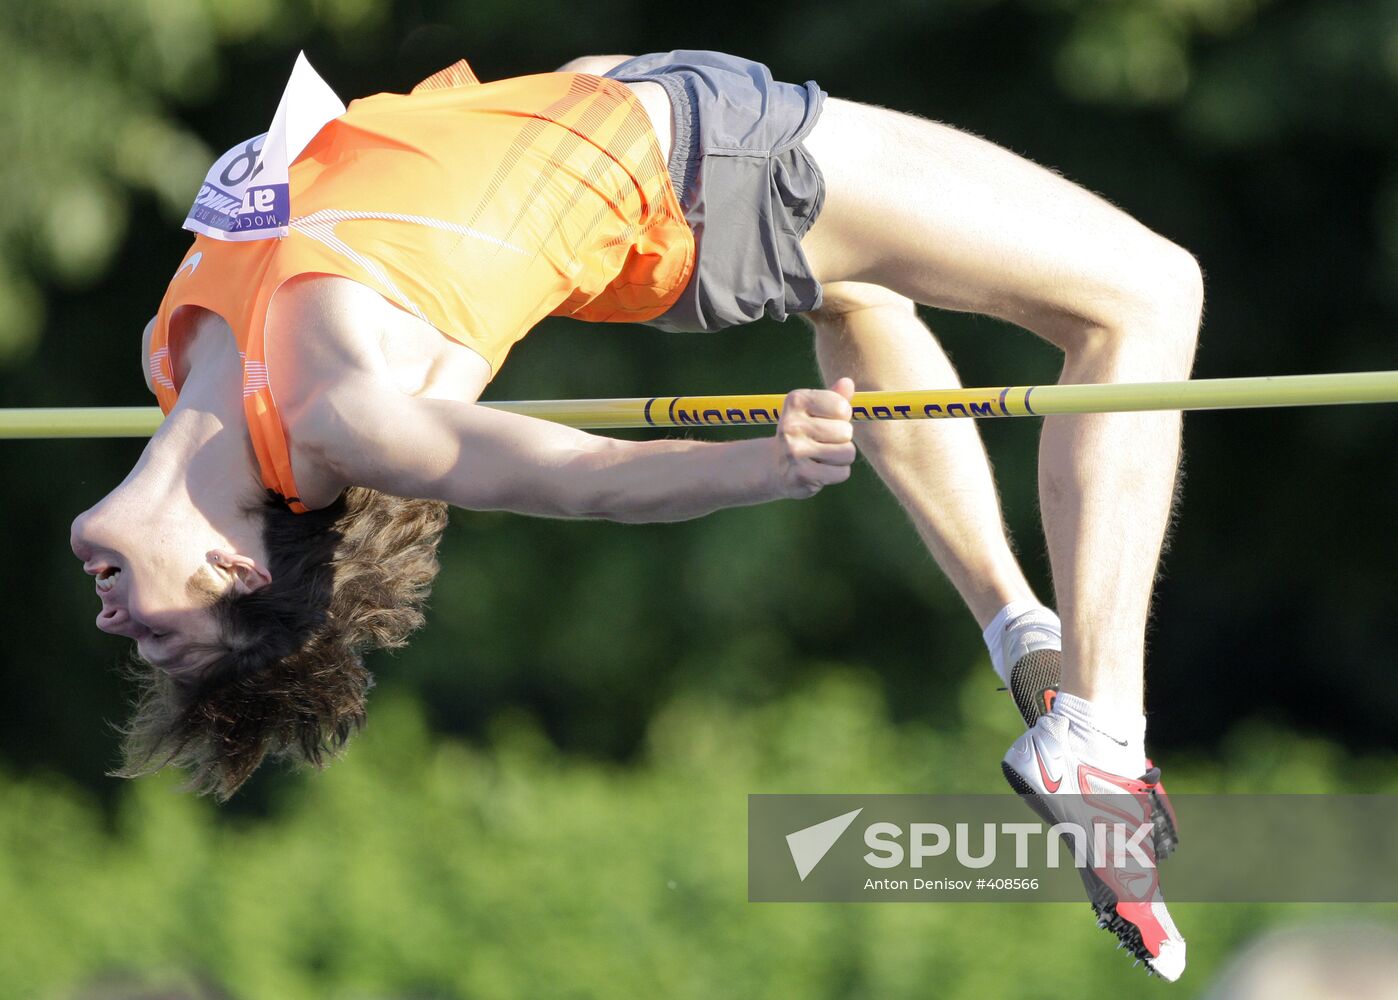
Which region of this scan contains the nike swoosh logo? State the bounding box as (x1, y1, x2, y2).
(1033, 740, 1063, 793)
(1092, 726, 1129, 747)
(175, 251, 203, 279)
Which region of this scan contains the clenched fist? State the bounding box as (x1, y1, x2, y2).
(771, 377, 858, 499)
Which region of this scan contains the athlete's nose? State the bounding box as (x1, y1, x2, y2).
(71, 500, 126, 569)
(70, 510, 94, 562)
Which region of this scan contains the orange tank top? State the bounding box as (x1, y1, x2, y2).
(149, 59, 694, 512)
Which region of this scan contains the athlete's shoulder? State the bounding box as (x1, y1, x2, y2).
(265, 276, 388, 415)
(275, 274, 390, 359)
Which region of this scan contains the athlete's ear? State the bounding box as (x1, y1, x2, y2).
(207, 550, 273, 595)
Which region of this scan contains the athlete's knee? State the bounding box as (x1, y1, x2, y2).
(1126, 240, 1202, 369)
(1068, 239, 1203, 370)
(800, 281, 916, 331)
(554, 55, 633, 76)
(1141, 239, 1205, 328)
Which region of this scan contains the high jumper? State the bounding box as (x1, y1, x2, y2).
(69, 50, 1201, 979)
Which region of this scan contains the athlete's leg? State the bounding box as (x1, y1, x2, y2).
(801, 100, 1203, 720)
(554, 55, 634, 75)
(801, 281, 1038, 628)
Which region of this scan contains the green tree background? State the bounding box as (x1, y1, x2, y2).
(0, 0, 1394, 996)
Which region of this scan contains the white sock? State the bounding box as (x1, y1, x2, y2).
(983, 601, 1062, 685)
(1050, 691, 1147, 776)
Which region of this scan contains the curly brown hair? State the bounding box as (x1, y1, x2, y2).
(113, 487, 449, 800)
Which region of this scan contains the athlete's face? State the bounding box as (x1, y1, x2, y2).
(69, 489, 269, 674)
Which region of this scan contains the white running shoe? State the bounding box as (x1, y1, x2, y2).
(992, 613, 1182, 862)
(1003, 712, 1188, 982)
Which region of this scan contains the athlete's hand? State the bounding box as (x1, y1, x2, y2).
(771, 377, 858, 499)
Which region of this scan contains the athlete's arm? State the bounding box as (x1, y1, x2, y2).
(303, 378, 857, 523)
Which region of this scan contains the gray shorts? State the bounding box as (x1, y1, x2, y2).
(605, 50, 827, 332)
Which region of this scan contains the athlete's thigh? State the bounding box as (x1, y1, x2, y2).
(799, 98, 1180, 341)
(553, 55, 633, 75)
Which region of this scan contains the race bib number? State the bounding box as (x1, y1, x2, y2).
(183, 52, 346, 241)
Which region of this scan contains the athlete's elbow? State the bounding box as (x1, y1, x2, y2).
(567, 485, 713, 524)
(555, 468, 680, 523)
(553, 478, 657, 522)
(548, 495, 657, 523)
(547, 489, 619, 521)
(531, 441, 638, 521)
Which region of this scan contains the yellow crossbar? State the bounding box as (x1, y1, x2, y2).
(1, 371, 1394, 438)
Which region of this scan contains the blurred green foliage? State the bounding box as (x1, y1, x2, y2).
(0, 0, 397, 363)
(3, 671, 1394, 1000)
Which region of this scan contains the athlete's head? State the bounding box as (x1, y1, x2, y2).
(73, 483, 447, 799)
(71, 437, 273, 670)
